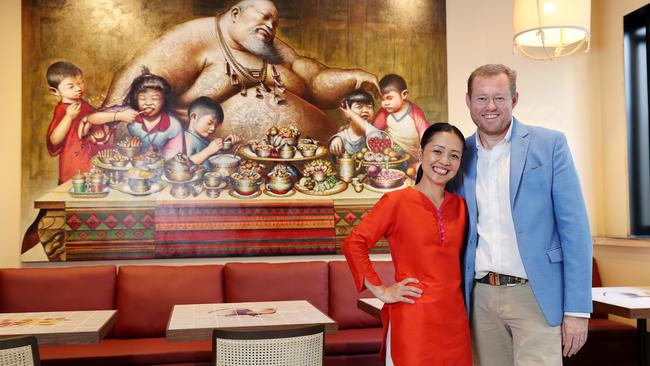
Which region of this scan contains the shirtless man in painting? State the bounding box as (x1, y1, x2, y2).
(102, 0, 379, 142)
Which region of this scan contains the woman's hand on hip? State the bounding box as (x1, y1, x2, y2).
(367, 278, 423, 304)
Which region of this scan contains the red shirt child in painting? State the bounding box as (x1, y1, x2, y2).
(46, 101, 96, 184)
(372, 74, 429, 169)
(45, 61, 113, 184)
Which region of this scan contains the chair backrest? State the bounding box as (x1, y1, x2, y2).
(212, 325, 324, 366)
(0, 336, 41, 366)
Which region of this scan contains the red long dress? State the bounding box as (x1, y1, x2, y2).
(343, 187, 471, 366)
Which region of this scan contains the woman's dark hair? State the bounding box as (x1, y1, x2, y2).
(415, 122, 466, 192)
(124, 67, 172, 111)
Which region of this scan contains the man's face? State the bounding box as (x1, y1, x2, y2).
(192, 113, 219, 138)
(350, 102, 374, 121)
(466, 73, 518, 138)
(52, 75, 85, 103)
(381, 90, 407, 114)
(232, 1, 279, 46)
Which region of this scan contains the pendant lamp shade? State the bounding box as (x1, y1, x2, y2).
(513, 0, 591, 60)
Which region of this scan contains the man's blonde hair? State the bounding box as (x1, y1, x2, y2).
(467, 64, 517, 97)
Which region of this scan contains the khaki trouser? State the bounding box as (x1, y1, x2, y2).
(471, 282, 562, 366)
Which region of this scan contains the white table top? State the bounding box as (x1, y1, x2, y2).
(357, 298, 383, 320)
(166, 300, 337, 342)
(592, 287, 650, 319)
(0, 310, 117, 345)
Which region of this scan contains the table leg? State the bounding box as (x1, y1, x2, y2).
(638, 318, 647, 366)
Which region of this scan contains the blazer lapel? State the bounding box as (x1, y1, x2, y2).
(463, 134, 478, 221)
(509, 118, 530, 207)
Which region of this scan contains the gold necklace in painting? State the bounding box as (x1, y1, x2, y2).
(216, 18, 286, 105)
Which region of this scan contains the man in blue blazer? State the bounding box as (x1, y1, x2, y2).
(460, 64, 592, 365)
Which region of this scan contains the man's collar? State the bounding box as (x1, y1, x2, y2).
(475, 117, 514, 151)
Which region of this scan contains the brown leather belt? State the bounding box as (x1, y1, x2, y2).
(476, 272, 528, 286)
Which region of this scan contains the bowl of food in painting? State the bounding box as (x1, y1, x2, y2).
(278, 144, 296, 159)
(110, 155, 129, 168)
(266, 165, 293, 194)
(127, 168, 154, 193)
(230, 171, 262, 195)
(131, 154, 148, 168)
(298, 144, 318, 157)
(368, 168, 406, 189)
(117, 136, 143, 158)
(96, 149, 115, 165)
(209, 154, 241, 177)
(255, 144, 273, 158)
(268, 125, 300, 147)
(203, 172, 223, 188)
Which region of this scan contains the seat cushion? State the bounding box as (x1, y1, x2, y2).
(0, 265, 116, 312)
(325, 327, 383, 355)
(114, 265, 224, 338)
(584, 318, 636, 341)
(329, 260, 394, 329)
(224, 261, 329, 314)
(40, 338, 211, 366)
(563, 318, 636, 366)
(325, 353, 383, 366)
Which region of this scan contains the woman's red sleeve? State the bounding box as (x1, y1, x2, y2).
(342, 193, 397, 292)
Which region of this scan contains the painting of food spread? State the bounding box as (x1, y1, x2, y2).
(21, 0, 447, 261)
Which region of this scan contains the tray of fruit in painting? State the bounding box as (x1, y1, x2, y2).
(357, 133, 410, 170)
(294, 159, 347, 196)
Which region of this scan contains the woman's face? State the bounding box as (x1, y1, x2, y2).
(137, 88, 164, 118)
(419, 131, 464, 186)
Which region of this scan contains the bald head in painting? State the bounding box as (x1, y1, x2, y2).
(103, 0, 379, 142)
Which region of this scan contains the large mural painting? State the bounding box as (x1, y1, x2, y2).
(21, 0, 447, 262)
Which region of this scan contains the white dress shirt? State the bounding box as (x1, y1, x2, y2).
(474, 121, 528, 280)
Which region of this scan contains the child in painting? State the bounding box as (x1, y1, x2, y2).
(328, 89, 382, 157)
(87, 70, 182, 152)
(373, 74, 429, 162)
(162, 96, 240, 170)
(45, 61, 113, 184)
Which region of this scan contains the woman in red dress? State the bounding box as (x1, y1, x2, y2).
(343, 122, 471, 365)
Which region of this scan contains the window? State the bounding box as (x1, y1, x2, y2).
(625, 4, 650, 235)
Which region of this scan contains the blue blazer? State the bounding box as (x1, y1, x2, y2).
(459, 118, 592, 326)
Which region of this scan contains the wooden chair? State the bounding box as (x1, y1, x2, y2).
(0, 336, 41, 366)
(212, 325, 325, 366)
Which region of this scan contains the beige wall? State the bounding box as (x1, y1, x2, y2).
(446, 0, 604, 235)
(0, 0, 22, 268)
(2, 0, 650, 270)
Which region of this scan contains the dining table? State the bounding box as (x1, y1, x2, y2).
(166, 300, 337, 342)
(592, 287, 650, 366)
(0, 309, 117, 345)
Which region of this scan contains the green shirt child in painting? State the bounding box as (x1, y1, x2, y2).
(162, 96, 240, 170)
